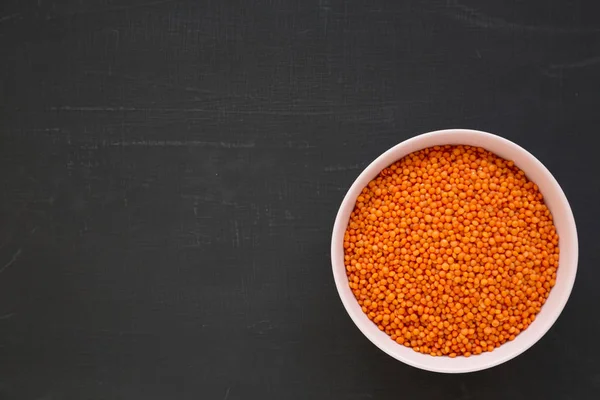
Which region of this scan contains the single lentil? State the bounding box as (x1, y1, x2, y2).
(344, 145, 559, 357)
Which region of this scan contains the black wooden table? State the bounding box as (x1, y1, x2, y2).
(1, 1, 599, 399)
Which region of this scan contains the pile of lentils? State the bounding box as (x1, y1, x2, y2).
(344, 145, 559, 357)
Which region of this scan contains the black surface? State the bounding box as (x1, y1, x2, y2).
(1, 0, 600, 399)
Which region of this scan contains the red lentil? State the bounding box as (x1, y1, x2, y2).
(344, 145, 559, 357)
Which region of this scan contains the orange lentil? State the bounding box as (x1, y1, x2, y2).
(344, 145, 559, 357)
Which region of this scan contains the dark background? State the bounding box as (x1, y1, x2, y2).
(1, 0, 600, 399)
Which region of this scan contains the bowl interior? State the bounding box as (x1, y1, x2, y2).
(331, 129, 578, 373)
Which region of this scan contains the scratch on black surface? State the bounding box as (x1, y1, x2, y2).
(0, 248, 22, 274)
(181, 195, 247, 209)
(543, 56, 600, 77)
(318, 0, 331, 12)
(318, 0, 331, 31)
(51, 106, 335, 116)
(111, 140, 256, 149)
(105, 0, 175, 12)
(223, 387, 231, 400)
(444, 0, 600, 34)
(29, 128, 61, 133)
(285, 140, 315, 149)
(0, 313, 15, 320)
(247, 320, 274, 334)
(324, 164, 363, 172)
(232, 220, 240, 248)
(44, 0, 174, 21)
(0, 13, 20, 23)
(193, 198, 199, 217)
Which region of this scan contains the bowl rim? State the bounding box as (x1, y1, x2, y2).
(331, 128, 578, 373)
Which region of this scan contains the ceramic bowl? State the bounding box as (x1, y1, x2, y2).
(331, 129, 578, 373)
